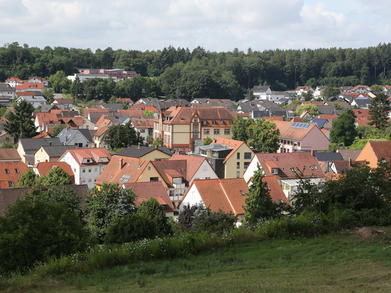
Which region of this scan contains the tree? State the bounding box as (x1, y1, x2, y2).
(43, 88, 54, 104)
(86, 183, 136, 242)
(50, 124, 67, 138)
(246, 118, 280, 153)
(330, 109, 357, 146)
(1, 141, 14, 148)
(103, 122, 143, 150)
(40, 166, 73, 186)
(192, 207, 237, 235)
(152, 137, 164, 147)
(145, 135, 154, 144)
(369, 92, 391, 130)
(136, 197, 172, 236)
(232, 115, 253, 142)
(0, 196, 88, 274)
(295, 104, 319, 117)
(143, 109, 154, 117)
(202, 136, 212, 145)
(244, 165, 284, 225)
(4, 100, 37, 143)
(15, 168, 39, 187)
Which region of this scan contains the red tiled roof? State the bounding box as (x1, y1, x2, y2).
(369, 141, 391, 162)
(35, 162, 75, 182)
(255, 152, 325, 179)
(0, 149, 20, 161)
(131, 118, 154, 129)
(273, 120, 318, 141)
(152, 160, 187, 187)
(263, 176, 290, 205)
(65, 148, 111, 166)
(122, 181, 175, 213)
(211, 138, 245, 163)
(33, 132, 50, 138)
(169, 154, 210, 182)
(83, 108, 109, 118)
(0, 161, 28, 188)
(117, 109, 144, 117)
(165, 107, 235, 125)
(15, 83, 44, 91)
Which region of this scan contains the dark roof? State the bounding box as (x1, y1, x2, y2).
(116, 145, 172, 158)
(19, 138, 62, 153)
(57, 128, 93, 144)
(38, 145, 78, 157)
(337, 149, 362, 161)
(314, 152, 344, 162)
(310, 118, 328, 129)
(317, 105, 335, 115)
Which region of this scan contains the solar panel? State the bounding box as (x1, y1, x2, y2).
(291, 122, 310, 129)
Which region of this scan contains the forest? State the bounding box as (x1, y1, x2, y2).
(1, 42, 391, 101)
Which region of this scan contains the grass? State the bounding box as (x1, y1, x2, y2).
(2, 230, 391, 292)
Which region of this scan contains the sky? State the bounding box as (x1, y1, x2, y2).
(0, 0, 390, 53)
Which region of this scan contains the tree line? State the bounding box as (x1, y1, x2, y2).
(2, 42, 391, 101)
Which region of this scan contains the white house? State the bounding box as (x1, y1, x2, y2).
(0, 83, 16, 101)
(57, 128, 93, 148)
(252, 86, 272, 100)
(16, 94, 47, 108)
(58, 148, 111, 188)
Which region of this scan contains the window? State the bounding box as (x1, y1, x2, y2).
(150, 177, 159, 181)
(88, 169, 91, 172)
(239, 190, 245, 196)
(244, 162, 250, 169)
(290, 167, 296, 173)
(314, 165, 318, 170)
(214, 129, 220, 135)
(236, 171, 240, 178)
(204, 129, 210, 135)
(212, 120, 216, 125)
(82, 169, 86, 173)
(14, 168, 19, 174)
(237, 162, 240, 169)
(4, 169, 9, 174)
(244, 152, 251, 159)
(193, 117, 199, 122)
(224, 129, 230, 135)
(8, 181, 14, 187)
(203, 120, 207, 125)
(309, 165, 314, 170)
(237, 152, 240, 159)
(220, 120, 224, 125)
(229, 120, 233, 125)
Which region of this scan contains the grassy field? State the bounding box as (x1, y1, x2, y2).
(2, 229, 391, 293)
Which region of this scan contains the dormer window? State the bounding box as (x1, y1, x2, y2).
(239, 190, 245, 196)
(229, 120, 233, 125)
(193, 117, 199, 122)
(309, 165, 314, 170)
(212, 120, 216, 125)
(220, 120, 224, 125)
(202, 120, 207, 125)
(271, 168, 278, 175)
(290, 167, 296, 172)
(314, 165, 318, 170)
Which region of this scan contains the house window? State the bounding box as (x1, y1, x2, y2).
(244, 152, 251, 159)
(148, 166, 151, 171)
(224, 129, 230, 135)
(212, 120, 216, 125)
(150, 177, 159, 181)
(236, 171, 240, 178)
(314, 165, 318, 170)
(204, 129, 210, 135)
(203, 120, 207, 125)
(237, 162, 240, 169)
(229, 120, 233, 125)
(237, 152, 240, 159)
(4, 169, 9, 174)
(82, 169, 85, 173)
(14, 168, 19, 174)
(88, 169, 91, 172)
(220, 120, 224, 125)
(8, 181, 13, 187)
(214, 129, 220, 135)
(244, 162, 250, 169)
(309, 165, 314, 170)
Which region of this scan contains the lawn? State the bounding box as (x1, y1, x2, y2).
(2, 228, 391, 293)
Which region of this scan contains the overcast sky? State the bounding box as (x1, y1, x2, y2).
(1, 0, 390, 52)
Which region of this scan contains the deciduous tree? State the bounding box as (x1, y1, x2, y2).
(103, 122, 143, 150)
(330, 109, 357, 146)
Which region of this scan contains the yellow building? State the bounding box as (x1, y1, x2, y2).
(154, 107, 235, 152)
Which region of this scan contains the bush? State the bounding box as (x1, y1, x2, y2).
(104, 213, 158, 244)
(0, 196, 88, 275)
(193, 208, 237, 235)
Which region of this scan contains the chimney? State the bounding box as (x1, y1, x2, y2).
(349, 158, 352, 167)
(119, 158, 124, 170)
(311, 150, 315, 157)
(49, 141, 52, 146)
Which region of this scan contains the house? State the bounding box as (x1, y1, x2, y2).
(351, 85, 370, 93)
(122, 181, 175, 217)
(16, 92, 47, 108)
(197, 138, 255, 179)
(33, 145, 78, 165)
(57, 128, 93, 148)
(0, 161, 29, 188)
(5, 77, 23, 87)
(92, 126, 109, 149)
(15, 82, 44, 93)
(295, 86, 314, 96)
(312, 151, 344, 173)
(178, 178, 249, 222)
(154, 107, 235, 152)
(353, 109, 371, 126)
(27, 76, 49, 87)
(116, 145, 172, 161)
(0, 83, 16, 101)
(94, 155, 167, 189)
(356, 141, 391, 168)
(352, 96, 372, 109)
(34, 162, 75, 182)
(273, 121, 330, 152)
(58, 148, 111, 188)
(131, 118, 154, 142)
(52, 98, 73, 110)
(252, 86, 272, 100)
(0, 132, 14, 146)
(17, 138, 62, 166)
(67, 73, 111, 83)
(243, 152, 325, 202)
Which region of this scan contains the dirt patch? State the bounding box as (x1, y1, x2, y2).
(353, 226, 385, 241)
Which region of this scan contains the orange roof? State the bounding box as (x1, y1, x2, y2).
(95, 117, 112, 128)
(169, 154, 210, 182)
(35, 112, 58, 125)
(15, 82, 44, 91)
(6, 77, 23, 83)
(152, 160, 187, 187)
(263, 176, 290, 205)
(122, 181, 175, 213)
(165, 107, 235, 125)
(0, 149, 20, 161)
(183, 178, 249, 215)
(131, 118, 154, 129)
(319, 115, 339, 121)
(95, 155, 148, 186)
(0, 161, 28, 188)
(116, 98, 134, 103)
(65, 148, 111, 166)
(35, 162, 74, 182)
(129, 105, 158, 113)
(255, 152, 325, 179)
(117, 109, 144, 117)
(265, 116, 284, 122)
(33, 132, 50, 138)
(93, 126, 109, 138)
(273, 120, 318, 141)
(368, 141, 391, 162)
(351, 85, 369, 92)
(291, 117, 304, 123)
